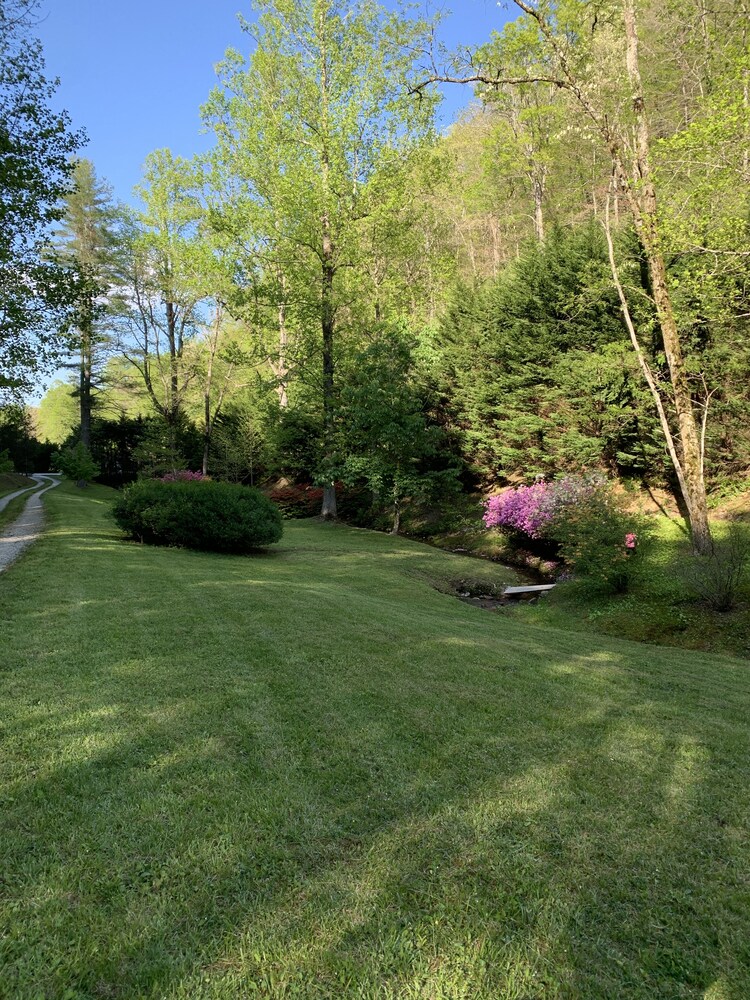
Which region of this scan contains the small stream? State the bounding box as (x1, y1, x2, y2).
(418, 540, 553, 611)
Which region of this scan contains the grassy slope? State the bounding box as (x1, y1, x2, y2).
(427, 510, 750, 659)
(1, 484, 749, 999)
(0, 472, 35, 499)
(512, 518, 750, 659)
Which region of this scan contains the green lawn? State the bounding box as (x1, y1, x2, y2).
(1, 483, 749, 998)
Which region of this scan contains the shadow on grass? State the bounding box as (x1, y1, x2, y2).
(2, 609, 749, 998)
(2, 500, 749, 997)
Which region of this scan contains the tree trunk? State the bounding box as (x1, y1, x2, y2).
(203, 339, 213, 477)
(319, 18, 337, 521)
(391, 497, 401, 535)
(531, 171, 545, 242)
(321, 482, 337, 519)
(321, 257, 337, 520)
(166, 299, 179, 421)
(276, 295, 289, 408)
(622, 0, 712, 553)
(79, 319, 92, 450)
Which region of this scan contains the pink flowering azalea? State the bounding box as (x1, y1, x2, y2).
(483, 482, 553, 538)
(159, 470, 206, 483)
(624, 532, 637, 549)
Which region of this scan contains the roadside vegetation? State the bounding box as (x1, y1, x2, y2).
(0, 472, 35, 499)
(0, 472, 38, 534)
(0, 493, 33, 534)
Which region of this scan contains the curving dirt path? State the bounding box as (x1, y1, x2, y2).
(0, 474, 62, 574)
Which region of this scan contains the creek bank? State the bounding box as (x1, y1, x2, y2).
(405, 528, 557, 581)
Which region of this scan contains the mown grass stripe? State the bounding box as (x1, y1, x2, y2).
(0, 483, 748, 998)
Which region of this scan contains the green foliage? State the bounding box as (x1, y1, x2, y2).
(547, 482, 649, 595)
(0, 403, 53, 473)
(679, 525, 750, 613)
(340, 329, 458, 532)
(131, 415, 202, 480)
(52, 158, 121, 445)
(112, 478, 283, 552)
(52, 441, 99, 486)
(35, 381, 78, 444)
(208, 402, 268, 485)
(265, 406, 323, 483)
(119, 149, 223, 437)
(0, 1, 83, 396)
(0, 447, 13, 473)
(435, 224, 661, 483)
(203, 0, 440, 503)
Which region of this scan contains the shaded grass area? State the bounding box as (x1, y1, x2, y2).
(1, 483, 749, 998)
(512, 519, 750, 659)
(0, 472, 35, 501)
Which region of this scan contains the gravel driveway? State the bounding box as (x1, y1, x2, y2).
(0, 474, 62, 574)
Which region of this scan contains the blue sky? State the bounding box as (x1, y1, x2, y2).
(35, 0, 513, 207)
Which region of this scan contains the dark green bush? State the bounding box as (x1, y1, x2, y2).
(112, 479, 283, 553)
(53, 442, 100, 486)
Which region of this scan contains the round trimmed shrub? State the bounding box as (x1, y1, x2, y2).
(112, 479, 283, 553)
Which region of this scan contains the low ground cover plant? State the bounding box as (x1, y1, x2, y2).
(112, 478, 283, 552)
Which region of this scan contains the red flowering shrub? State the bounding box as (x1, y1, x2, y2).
(269, 483, 324, 518)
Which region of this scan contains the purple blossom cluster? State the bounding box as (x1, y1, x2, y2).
(483, 482, 552, 538)
(159, 470, 206, 483)
(483, 474, 606, 538)
(537, 473, 604, 522)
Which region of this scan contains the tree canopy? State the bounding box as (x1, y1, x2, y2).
(0, 0, 83, 396)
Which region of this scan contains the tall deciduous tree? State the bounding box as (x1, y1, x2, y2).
(474, 17, 569, 243)
(203, 0, 437, 518)
(120, 150, 213, 464)
(0, 0, 83, 396)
